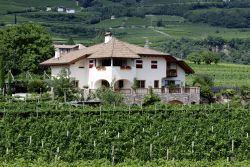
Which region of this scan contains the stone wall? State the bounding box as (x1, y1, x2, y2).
(123, 93, 200, 105)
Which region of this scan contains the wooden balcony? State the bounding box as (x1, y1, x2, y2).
(167, 69, 177, 77)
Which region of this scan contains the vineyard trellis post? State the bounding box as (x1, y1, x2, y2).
(166, 149, 169, 160)
(29, 136, 32, 145)
(150, 144, 153, 159)
(111, 145, 115, 165)
(192, 141, 194, 153)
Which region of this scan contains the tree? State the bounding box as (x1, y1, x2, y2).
(143, 86, 161, 106)
(187, 52, 202, 64)
(156, 19, 163, 27)
(7, 70, 12, 96)
(67, 37, 75, 45)
(193, 74, 214, 103)
(94, 87, 123, 106)
(201, 51, 220, 64)
(0, 55, 4, 92)
(0, 23, 54, 75)
(47, 68, 78, 101)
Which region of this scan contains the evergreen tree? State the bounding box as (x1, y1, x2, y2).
(67, 37, 75, 45)
(7, 70, 12, 96)
(0, 55, 4, 94)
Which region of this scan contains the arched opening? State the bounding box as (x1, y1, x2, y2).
(114, 79, 132, 89)
(94, 79, 110, 89)
(168, 100, 184, 105)
(114, 79, 132, 94)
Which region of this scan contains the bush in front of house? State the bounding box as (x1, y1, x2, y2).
(95, 87, 123, 106)
(143, 86, 161, 106)
(27, 79, 47, 93)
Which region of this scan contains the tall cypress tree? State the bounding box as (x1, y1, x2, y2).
(7, 70, 12, 96)
(0, 55, 4, 94)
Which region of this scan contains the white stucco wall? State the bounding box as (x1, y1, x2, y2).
(136, 56, 166, 88)
(51, 66, 68, 77)
(50, 57, 187, 89)
(69, 59, 88, 88)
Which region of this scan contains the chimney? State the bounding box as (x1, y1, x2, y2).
(104, 32, 112, 43)
(55, 48, 60, 59)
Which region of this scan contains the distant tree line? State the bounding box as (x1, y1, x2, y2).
(185, 8, 250, 28)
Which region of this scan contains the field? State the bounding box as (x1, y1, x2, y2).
(187, 63, 250, 87)
(0, 101, 249, 165)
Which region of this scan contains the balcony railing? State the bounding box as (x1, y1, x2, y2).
(167, 69, 177, 77)
(87, 87, 200, 95)
(115, 89, 132, 94)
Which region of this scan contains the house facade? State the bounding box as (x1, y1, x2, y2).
(66, 9, 76, 14)
(41, 33, 200, 104)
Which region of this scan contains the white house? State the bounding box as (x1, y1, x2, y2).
(66, 9, 76, 14)
(57, 7, 65, 12)
(41, 33, 200, 104)
(54, 44, 86, 56)
(46, 7, 52, 12)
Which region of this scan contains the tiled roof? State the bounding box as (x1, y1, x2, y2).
(41, 37, 194, 74)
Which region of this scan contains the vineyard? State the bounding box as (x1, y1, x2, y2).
(187, 63, 250, 87)
(0, 101, 250, 166)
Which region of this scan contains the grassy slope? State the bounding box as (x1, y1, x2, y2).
(187, 63, 250, 87)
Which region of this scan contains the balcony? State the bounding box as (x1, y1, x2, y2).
(167, 69, 177, 77)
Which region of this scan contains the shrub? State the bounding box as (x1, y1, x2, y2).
(27, 79, 46, 93)
(95, 87, 123, 106)
(143, 87, 161, 106)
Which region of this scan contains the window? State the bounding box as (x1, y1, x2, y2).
(89, 59, 94, 68)
(72, 80, 79, 88)
(168, 80, 175, 86)
(151, 60, 157, 69)
(154, 80, 159, 88)
(136, 59, 143, 69)
(118, 80, 124, 89)
(138, 80, 145, 88)
(101, 59, 111, 66)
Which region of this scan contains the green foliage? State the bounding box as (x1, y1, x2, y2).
(47, 68, 78, 101)
(187, 63, 250, 87)
(187, 52, 202, 64)
(66, 37, 75, 45)
(156, 19, 163, 27)
(131, 78, 139, 90)
(186, 8, 250, 28)
(0, 23, 54, 75)
(1, 159, 250, 167)
(0, 54, 4, 90)
(0, 102, 249, 163)
(27, 79, 46, 93)
(95, 87, 123, 106)
(193, 74, 214, 87)
(221, 89, 237, 98)
(201, 51, 220, 64)
(193, 74, 214, 102)
(7, 71, 12, 96)
(143, 87, 161, 106)
(240, 86, 250, 100)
